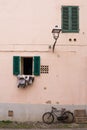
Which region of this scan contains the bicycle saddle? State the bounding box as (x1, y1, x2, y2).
(52, 106, 57, 110)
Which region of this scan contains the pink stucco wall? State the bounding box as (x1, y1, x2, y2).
(0, 0, 87, 105)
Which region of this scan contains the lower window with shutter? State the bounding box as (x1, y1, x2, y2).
(13, 56, 40, 76)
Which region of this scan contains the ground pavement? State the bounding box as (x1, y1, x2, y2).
(0, 128, 87, 130)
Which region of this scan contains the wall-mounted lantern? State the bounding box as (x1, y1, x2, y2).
(52, 25, 61, 52)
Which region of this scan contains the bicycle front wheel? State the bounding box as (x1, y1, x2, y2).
(42, 112, 54, 124)
(62, 111, 74, 123)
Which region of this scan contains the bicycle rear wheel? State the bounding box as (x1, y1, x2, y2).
(62, 111, 74, 123)
(42, 112, 54, 124)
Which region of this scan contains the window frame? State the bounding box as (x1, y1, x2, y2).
(21, 57, 33, 75)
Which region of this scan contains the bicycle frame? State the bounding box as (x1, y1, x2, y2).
(51, 107, 66, 118)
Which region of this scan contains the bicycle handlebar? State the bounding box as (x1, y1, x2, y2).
(52, 106, 66, 112)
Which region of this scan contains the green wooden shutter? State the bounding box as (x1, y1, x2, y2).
(13, 56, 20, 75)
(34, 56, 40, 76)
(71, 6, 79, 32)
(62, 6, 79, 33)
(62, 7, 69, 32)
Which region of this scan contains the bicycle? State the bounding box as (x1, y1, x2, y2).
(42, 106, 74, 124)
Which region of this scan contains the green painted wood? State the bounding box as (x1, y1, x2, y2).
(34, 56, 40, 76)
(62, 6, 79, 33)
(13, 56, 20, 75)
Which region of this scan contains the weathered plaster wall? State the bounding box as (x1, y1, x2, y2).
(0, 0, 86, 45)
(0, 49, 87, 105)
(0, 0, 87, 106)
(0, 103, 87, 121)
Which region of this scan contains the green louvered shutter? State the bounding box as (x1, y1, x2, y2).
(34, 56, 40, 76)
(71, 6, 79, 32)
(13, 56, 20, 75)
(62, 6, 79, 33)
(62, 7, 69, 32)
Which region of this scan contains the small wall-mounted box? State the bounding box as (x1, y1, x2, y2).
(8, 110, 13, 117)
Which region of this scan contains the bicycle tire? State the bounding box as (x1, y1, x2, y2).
(62, 111, 74, 123)
(42, 112, 54, 124)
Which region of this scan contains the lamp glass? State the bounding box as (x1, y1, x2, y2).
(53, 32, 59, 40)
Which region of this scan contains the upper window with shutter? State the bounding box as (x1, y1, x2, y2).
(62, 6, 79, 33)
